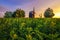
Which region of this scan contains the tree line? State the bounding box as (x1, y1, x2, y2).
(4, 8, 55, 18)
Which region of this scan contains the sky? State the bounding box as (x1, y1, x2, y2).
(0, 0, 60, 18)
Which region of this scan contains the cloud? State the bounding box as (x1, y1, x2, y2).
(0, 6, 9, 17)
(0, 6, 8, 12)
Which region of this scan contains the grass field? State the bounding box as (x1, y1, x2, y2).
(0, 18, 60, 40)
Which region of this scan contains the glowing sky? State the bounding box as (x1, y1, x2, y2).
(0, 0, 60, 18)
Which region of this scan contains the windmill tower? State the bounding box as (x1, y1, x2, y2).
(32, 7, 35, 18)
(29, 7, 35, 18)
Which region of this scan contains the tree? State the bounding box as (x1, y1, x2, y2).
(44, 8, 55, 18)
(4, 11, 13, 18)
(12, 9, 25, 18)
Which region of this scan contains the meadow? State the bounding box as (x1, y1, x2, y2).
(0, 18, 60, 40)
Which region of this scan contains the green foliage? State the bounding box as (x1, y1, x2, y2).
(0, 18, 60, 40)
(12, 9, 25, 18)
(44, 8, 55, 18)
(4, 9, 25, 18)
(4, 11, 13, 18)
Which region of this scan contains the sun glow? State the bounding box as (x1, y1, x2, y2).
(53, 12, 60, 18)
